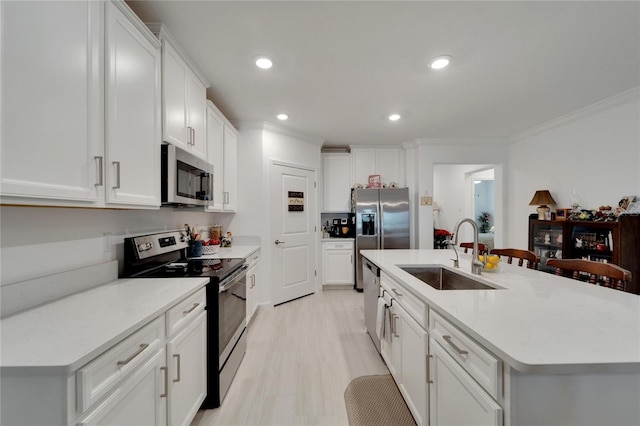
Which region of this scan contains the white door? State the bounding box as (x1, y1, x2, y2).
(270, 162, 317, 305)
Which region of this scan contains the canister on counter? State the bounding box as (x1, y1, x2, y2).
(211, 224, 222, 241)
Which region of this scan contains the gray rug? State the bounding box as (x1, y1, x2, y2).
(344, 374, 417, 426)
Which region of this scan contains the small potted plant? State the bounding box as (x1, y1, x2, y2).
(434, 229, 452, 249)
(477, 212, 491, 233)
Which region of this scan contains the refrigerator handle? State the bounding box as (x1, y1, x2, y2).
(378, 193, 384, 249)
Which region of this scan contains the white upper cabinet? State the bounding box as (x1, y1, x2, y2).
(105, 0, 161, 207)
(156, 27, 208, 160)
(322, 153, 351, 212)
(1, 0, 161, 209)
(0, 0, 103, 203)
(351, 147, 404, 188)
(205, 101, 237, 212)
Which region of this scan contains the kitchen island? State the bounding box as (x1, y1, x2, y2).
(362, 249, 640, 426)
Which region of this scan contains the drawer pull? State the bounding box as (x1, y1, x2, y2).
(116, 343, 149, 366)
(160, 366, 168, 397)
(173, 354, 181, 382)
(392, 314, 400, 338)
(391, 288, 403, 297)
(426, 354, 433, 384)
(443, 335, 468, 355)
(183, 302, 200, 315)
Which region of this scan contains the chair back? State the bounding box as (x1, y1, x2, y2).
(546, 258, 631, 292)
(490, 248, 540, 270)
(459, 242, 488, 255)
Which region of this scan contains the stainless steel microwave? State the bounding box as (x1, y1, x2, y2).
(161, 144, 213, 206)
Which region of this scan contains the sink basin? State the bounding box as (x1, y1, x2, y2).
(399, 266, 500, 290)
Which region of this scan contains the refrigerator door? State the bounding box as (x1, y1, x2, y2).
(380, 188, 410, 249)
(354, 189, 380, 290)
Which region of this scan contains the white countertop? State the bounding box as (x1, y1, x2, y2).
(0, 277, 208, 374)
(189, 244, 259, 260)
(361, 249, 640, 374)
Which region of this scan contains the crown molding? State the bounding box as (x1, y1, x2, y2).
(510, 87, 640, 142)
(411, 138, 508, 147)
(234, 121, 325, 146)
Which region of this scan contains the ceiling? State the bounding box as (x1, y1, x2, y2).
(126, 1, 640, 147)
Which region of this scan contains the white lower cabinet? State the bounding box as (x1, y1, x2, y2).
(166, 311, 207, 426)
(430, 339, 502, 426)
(321, 240, 354, 286)
(246, 250, 261, 325)
(77, 348, 167, 426)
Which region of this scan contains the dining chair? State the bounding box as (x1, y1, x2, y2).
(490, 248, 540, 270)
(546, 258, 631, 292)
(459, 242, 488, 255)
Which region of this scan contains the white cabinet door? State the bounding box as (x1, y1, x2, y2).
(322, 153, 351, 212)
(0, 0, 103, 203)
(397, 304, 428, 426)
(206, 102, 225, 211)
(351, 148, 376, 187)
(430, 339, 503, 426)
(375, 148, 403, 187)
(247, 265, 257, 325)
(167, 311, 207, 426)
(322, 242, 354, 285)
(381, 302, 402, 380)
(186, 74, 206, 159)
(162, 41, 188, 149)
(77, 348, 167, 426)
(222, 125, 238, 211)
(105, 0, 161, 207)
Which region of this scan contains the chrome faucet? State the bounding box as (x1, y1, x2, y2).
(444, 238, 459, 268)
(452, 218, 486, 275)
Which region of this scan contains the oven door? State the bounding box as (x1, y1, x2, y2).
(218, 264, 248, 367)
(162, 144, 213, 206)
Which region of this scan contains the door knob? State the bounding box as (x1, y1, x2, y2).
(275, 240, 285, 245)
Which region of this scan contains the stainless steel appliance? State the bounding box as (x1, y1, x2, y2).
(122, 230, 247, 408)
(352, 188, 410, 290)
(161, 144, 213, 206)
(363, 257, 381, 352)
(331, 214, 355, 238)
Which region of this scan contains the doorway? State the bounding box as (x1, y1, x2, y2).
(433, 164, 501, 249)
(269, 161, 317, 305)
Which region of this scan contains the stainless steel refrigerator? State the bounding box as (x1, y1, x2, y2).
(353, 188, 410, 291)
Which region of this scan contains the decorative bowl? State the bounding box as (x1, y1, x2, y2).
(202, 244, 220, 255)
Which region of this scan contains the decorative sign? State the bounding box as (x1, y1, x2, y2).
(288, 191, 304, 211)
(368, 174, 381, 188)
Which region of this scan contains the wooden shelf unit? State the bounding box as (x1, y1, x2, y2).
(529, 214, 640, 294)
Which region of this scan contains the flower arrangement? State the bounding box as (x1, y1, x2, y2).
(434, 229, 452, 249)
(477, 212, 491, 233)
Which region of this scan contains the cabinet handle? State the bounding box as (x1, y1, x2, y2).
(191, 127, 196, 146)
(251, 274, 256, 288)
(443, 335, 468, 355)
(223, 191, 229, 204)
(183, 303, 200, 315)
(392, 288, 403, 297)
(393, 314, 400, 337)
(186, 126, 192, 145)
(173, 354, 181, 382)
(426, 354, 433, 383)
(112, 161, 121, 189)
(350, 254, 353, 264)
(116, 343, 148, 366)
(94, 156, 103, 186)
(160, 366, 168, 398)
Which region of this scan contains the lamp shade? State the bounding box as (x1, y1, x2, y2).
(529, 190, 557, 206)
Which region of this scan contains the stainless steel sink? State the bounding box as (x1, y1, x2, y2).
(399, 266, 500, 290)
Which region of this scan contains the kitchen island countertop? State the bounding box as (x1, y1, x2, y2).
(361, 249, 640, 374)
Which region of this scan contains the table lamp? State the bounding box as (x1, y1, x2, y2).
(529, 190, 557, 220)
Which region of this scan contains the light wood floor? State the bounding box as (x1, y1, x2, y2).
(192, 289, 389, 426)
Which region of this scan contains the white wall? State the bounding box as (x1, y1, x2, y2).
(406, 140, 508, 250)
(507, 88, 640, 248)
(233, 121, 323, 306)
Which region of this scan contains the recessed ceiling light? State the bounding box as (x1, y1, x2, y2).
(255, 56, 273, 69)
(429, 55, 452, 70)
(388, 113, 401, 121)
(277, 113, 289, 121)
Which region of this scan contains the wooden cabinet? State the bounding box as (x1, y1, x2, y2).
(104, 0, 161, 207)
(322, 153, 351, 212)
(0, 0, 103, 203)
(321, 240, 354, 286)
(528, 215, 640, 293)
(1, 0, 161, 209)
(351, 147, 404, 188)
(155, 26, 208, 159)
(205, 101, 237, 212)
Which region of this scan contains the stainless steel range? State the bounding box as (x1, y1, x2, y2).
(122, 230, 247, 408)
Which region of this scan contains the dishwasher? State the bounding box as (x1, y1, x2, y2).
(363, 257, 381, 353)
